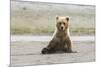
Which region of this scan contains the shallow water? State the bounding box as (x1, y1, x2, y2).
(11, 35, 95, 42)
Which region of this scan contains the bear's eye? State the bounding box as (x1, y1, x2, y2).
(59, 22, 61, 25)
(63, 23, 65, 25)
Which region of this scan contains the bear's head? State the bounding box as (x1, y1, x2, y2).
(56, 16, 69, 31)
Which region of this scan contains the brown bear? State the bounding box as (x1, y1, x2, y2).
(41, 16, 73, 54)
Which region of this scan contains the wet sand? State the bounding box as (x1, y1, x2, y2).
(11, 35, 95, 67)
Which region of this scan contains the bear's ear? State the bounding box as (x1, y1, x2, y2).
(66, 17, 69, 21)
(56, 16, 59, 20)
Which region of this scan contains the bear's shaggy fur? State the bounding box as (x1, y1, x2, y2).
(41, 16, 73, 54)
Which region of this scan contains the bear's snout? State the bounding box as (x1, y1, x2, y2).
(60, 24, 65, 31)
(60, 26, 64, 31)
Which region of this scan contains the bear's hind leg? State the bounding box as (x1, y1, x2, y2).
(41, 48, 49, 54)
(41, 48, 56, 54)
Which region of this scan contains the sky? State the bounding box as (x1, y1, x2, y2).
(20, 0, 95, 5)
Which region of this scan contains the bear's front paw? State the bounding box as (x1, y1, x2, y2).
(41, 48, 49, 54)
